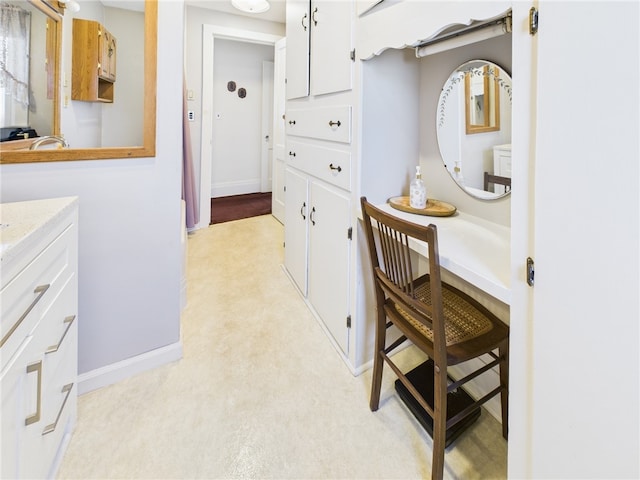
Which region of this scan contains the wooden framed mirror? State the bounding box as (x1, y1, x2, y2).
(0, 0, 156, 164)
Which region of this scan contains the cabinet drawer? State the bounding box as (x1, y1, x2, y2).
(287, 140, 352, 191)
(286, 105, 352, 144)
(0, 225, 75, 372)
(39, 276, 78, 382)
(22, 375, 76, 480)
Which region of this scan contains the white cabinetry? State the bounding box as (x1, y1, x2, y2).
(0, 197, 78, 479)
(284, 0, 355, 361)
(285, 0, 353, 99)
(284, 146, 351, 354)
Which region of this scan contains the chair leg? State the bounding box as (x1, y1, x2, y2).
(369, 309, 386, 411)
(431, 362, 448, 480)
(499, 340, 509, 440)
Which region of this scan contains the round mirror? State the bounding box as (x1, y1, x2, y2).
(436, 60, 512, 200)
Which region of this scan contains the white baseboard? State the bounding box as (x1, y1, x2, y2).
(77, 341, 183, 395)
(211, 179, 261, 198)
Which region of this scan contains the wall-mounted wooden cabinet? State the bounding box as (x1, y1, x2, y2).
(71, 19, 117, 102)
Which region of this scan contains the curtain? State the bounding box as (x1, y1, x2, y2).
(0, 3, 31, 108)
(182, 74, 199, 229)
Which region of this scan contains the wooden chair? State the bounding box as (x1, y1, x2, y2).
(360, 197, 509, 480)
(484, 172, 511, 193)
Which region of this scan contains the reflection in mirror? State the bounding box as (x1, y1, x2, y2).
(437, 60, 512, 200)
(0, 0, 59, 142)
(465, 65, 500, 134)
(0, 0, 156, 163)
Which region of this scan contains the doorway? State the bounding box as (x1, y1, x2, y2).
(199, 26, 283, 229)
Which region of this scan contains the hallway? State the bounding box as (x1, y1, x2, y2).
(57, 215, 507, 479)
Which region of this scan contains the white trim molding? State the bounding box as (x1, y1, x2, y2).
(77, 341, 183, 395)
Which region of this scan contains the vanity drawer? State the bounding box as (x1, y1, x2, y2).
(285, 105, 352, 144)
(21, 361, 77, 480)
(286, 140, 352, 191)
(38, 275, 78, 381)
(0, 225, 75, 372)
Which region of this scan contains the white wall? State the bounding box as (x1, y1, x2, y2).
(210, 39, 273, 197)
(0, 1, 184, 381)
(184, 6, 284, 219)
(102, 7, 144, 147)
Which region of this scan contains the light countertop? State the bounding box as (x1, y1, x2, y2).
(366, 202, 511, 305)
(0, 197, 79, 269)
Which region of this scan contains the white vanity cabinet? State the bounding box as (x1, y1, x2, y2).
(0, 197, 78, 479)
(285, 0, 354, 99)
(284, 151, 352, 354)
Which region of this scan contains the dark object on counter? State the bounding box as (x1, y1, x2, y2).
(2, 128, 39, 142)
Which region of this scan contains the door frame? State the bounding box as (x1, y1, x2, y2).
(261, 60, 274, 192)
(199, 25, 283, 229)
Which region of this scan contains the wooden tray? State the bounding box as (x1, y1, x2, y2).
(388, 196, 457, 217)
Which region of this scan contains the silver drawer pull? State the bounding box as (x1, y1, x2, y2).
(45, 315, 76, 354)
(1, 284, 50, 349)
(25, 361, 43, 426)
(42, 383, 73, 436)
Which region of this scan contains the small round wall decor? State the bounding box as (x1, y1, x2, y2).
(238, 88, 247, 99)
(227, 81, 236, 92)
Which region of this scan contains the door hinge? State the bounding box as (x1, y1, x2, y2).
(526, 257, 535, 286)
(350, 49, 356, 62)
(346, 315, 351, 328)
(529, 7, 539, 35)
(347, 227, 353, 240)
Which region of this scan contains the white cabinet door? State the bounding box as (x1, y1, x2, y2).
(308, 181, 350, 354)
(285, 0, 353, 99)
(284, 167, 309, 295)
(0, 337, 34, 480)
(310, 0, 353, 96)
(285, 0, 310, 100)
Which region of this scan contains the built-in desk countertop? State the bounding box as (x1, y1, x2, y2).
(367, 203, 511, 305)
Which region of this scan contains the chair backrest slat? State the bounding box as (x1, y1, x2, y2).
(377, 221, 414, 296)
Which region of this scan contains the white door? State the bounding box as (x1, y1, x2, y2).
(284, 167, 309, 295)
(509, 2, 639, 478)
(261, 60, 274, 192)
(271, 38, 287, 223)
(308, 180, 350, 354)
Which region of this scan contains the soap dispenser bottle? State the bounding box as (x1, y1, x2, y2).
(410, 165, 427, 209)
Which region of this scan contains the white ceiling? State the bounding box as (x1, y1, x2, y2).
(186, 0, 286, 24)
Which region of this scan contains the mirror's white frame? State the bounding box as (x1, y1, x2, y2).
(0, 0, 156, 164)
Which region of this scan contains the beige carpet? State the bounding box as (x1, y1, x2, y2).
(57, 214, 507, 479)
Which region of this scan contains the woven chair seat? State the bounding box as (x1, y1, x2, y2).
(394, 281, 493, 346)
